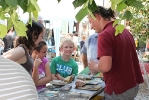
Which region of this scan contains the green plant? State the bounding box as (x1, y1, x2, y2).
(72, 0, 144, 36)
(0, 0, 40, 38)
(129, 0, 149, 42)
(0, 0, 148, 38)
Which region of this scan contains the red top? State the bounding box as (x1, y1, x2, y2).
(97, 21, 144, 95)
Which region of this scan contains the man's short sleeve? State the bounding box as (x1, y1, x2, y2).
(98, 32, 113, 58)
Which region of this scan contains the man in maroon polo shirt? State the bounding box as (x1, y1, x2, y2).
(88, 6, 144, 100)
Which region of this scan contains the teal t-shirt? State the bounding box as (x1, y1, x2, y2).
(50, 56, 78, 78)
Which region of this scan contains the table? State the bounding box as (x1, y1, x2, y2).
(38, 88, 90, 100)
(69, 78, 105, 96)
(38, 78, 105, 100)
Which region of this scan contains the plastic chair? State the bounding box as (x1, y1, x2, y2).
(137, 50, 149, 89)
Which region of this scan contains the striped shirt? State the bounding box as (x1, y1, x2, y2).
(0, 56, 38, 100)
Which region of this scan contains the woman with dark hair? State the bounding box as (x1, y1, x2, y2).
(88, 6, 143, 99)
(3, 21, 45, 74)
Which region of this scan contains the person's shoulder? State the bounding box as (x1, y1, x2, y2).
(12, 46, 26, 54)
(88, 33, 98, 38)
(100, 29, 113, 37)
(87, 33, 98, 42)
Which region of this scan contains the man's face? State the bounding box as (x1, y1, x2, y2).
(88, 14, 102, 33)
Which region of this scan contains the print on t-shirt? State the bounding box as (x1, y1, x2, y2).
(38, 68, 45, 79)
(56, 64, 72, 75)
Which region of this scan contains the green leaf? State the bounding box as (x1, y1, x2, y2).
(122, 10, 133, 21)
(87, 8, 96, 20)
(27, 2, 36, 12)
(30, 0, 40, 11)
(111, 2, 116, 10)
(110, 0, 123, 5)
(57, 0, 61, 3)
(124, 0, 134, 6)
(75, 7, 88, 22)
(130, 1, 143, 9)
(88, 0, 98, 12)
(5, 0, 18, 7)
(7, 18, 13, 31)
(14, 21, 27, 36)
(83, 0, 89, 9)
(113, 19, 119, 27)
(28, 12, 32, 25)
(115, 24, 124, 36)
(3, 7, 10, 13)
(32, 10, 38, 21)
(0, 12, 5, 20)
(17, 0, 28, 13)
(0, 24, 7, 38)
(0, 0, 9, 10)
(10, 11, 19, 29)
(73, 0, 87, 9)
(119, 13, 123, 18)
(89, 0, 93, 5)
(116, 1, 127, 12)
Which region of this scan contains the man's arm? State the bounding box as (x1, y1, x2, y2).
(80, 36, 88, 68)
(81, 53, 88, 68)
(89, 56, 112, 73)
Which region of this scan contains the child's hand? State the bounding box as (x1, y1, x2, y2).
(56, 73, 64, 81)
(34, 55, 42, 67)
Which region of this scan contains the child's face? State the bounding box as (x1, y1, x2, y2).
(61, 42, 74, 56)
(37, 45, 48, 58)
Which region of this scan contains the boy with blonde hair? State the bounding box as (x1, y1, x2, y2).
(50, 38, 78, 81)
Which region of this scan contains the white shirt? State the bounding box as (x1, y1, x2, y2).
(0, 56, 38, 100)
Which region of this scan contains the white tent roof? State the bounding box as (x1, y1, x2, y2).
(38, 0, 110, 20)
(19, 0, 111, 21)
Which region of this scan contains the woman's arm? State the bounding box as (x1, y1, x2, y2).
(2, 49, 13, 57)
(81, 53, 88, 68)
(37, 62, 52, 86)
(2, 47, 25, 62)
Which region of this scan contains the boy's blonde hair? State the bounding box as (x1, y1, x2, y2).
(60, 37, 75, 48)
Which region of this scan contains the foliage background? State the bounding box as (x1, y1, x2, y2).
(0, 0, 148, 40)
